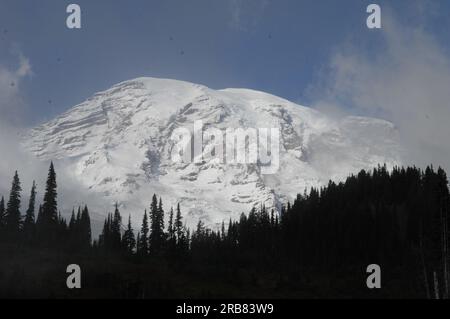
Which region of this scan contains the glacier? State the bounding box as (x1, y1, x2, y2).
(23, 77, 403, 228)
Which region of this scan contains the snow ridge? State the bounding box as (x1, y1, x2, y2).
(23, 77, 403, 227)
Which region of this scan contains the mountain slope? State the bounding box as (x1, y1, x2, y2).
(23, 77, 402, 227)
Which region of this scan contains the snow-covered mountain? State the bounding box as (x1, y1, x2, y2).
(23, 77, 402, 227)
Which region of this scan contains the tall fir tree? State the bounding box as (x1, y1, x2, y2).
(0, 196, 5, 232)
(122, 215, 136, 255)
(111, 203, 122, 250)
(76, 206, 81, 223)
(23, 181, 37, 243)
(138, 209, 149, 256)
(80, 205, 92, 249)
(168, 207, 175, 242)
(221, 221, 225, 240)
(5, 171, 22, 239)
(99, 213, 112, 251)
(135, 232, 141, 256)
(149, 195, 165, 254)
(68, 208, 76, 233)
(67, 208, 78, 251)
(166, 206, 176, 255)
(37, 162, 58, 246)
(175, 203, 183, 245)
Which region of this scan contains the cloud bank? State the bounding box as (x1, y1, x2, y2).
(0, 52, 106, 234)
(306, 7, 450, 171)
(0, 51, 34, 192)
(0, 51, 31, 123)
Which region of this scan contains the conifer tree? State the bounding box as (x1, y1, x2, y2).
(5, 171, 22, 239)
(99, 213, 112, 251)
(221, 221, 225, 240)
(67, 208, 77, 251)
(185, 227, 190, 251)
(175, 203, 183, 245)
(195, 220, 205, 238)
(23, 181, 37, 243)
(158, 197, 165, 231)
(37, 162, 58, 245)
(166, 206, 177, 255)
(111, 203, 122, 250)
(76, 206, 81, 223)
(68, 209, 76, 233)
(149, 195, 165, 254)
(122, 215, 136, 255)
(0, 196, 5, 232)
(138, 210, 149, 256)
(168, 207, 175, 242)
(80, 205, 92, 249)
(136, 232, 141, 256)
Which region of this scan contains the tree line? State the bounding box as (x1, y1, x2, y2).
(0, 163, 91, 251)
(0, 163, 449, 298)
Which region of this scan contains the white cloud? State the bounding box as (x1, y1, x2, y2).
(16, 53, 32, 78)
(0, 50, 32, 124)
(0, 52, 104, 234)
(0, 51, 39, 200)
(229, 0, 269, 31)
(306, 8, 450, 172)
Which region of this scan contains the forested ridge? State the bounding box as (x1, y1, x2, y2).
(0, 162, 449, 298)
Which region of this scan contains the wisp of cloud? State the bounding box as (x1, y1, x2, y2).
(306, 7, 450, 172)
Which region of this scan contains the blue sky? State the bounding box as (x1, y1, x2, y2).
(1, 0, 450, 226)
(0, 0, 450, 125)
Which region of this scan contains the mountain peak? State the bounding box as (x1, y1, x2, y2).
(23, 77, 402, 227)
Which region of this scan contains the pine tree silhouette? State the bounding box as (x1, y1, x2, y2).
(122, 215, 136, 255)
(80, 205, 92, 249)
(175, 203, 183, 246)
(23, 181, 37, 244)
(5, 171, 22, 240)
(37, 162, 58, 246)
(167, 206, 175, 252)
(149, 195, 165, 254)
(111, 203, 122, 251)
(68, 208, 76, 233)
(0, 196, 5, 234)
(136, 232, 141, 256)
(0, 163, 449, 298)
(138, 209, 149, 256)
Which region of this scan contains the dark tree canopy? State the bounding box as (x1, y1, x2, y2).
(1, 163, 449, 298)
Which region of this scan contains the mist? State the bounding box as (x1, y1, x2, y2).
(306, 7, 450, 172)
